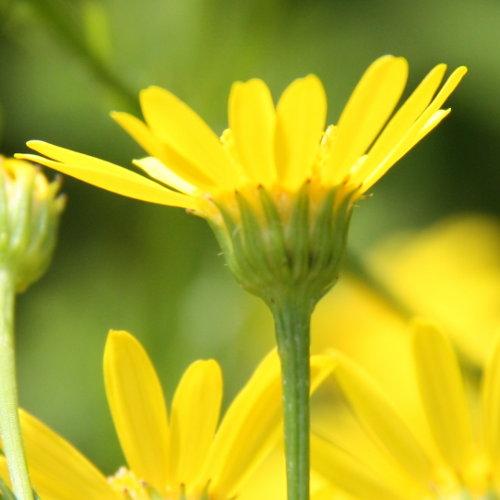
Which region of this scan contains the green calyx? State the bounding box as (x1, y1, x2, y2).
(207, 182, 356, 307)
(0, 158, 65, 293)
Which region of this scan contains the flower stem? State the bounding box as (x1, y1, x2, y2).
(28, 0, 138, 113)
(270, 292, 313, 500)
(0, 270, 33, 500)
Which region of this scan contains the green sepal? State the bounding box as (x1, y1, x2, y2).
(0, 478, 16, 500)
(286, 182, 310, 282)
(257, 186, 288, 271)
(208, 199, 255, 283)
(235, 190, 274, 282)
(206, 182, 356, 306)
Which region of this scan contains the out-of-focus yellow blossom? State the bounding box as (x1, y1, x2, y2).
(0, 330, 333, 500)
(312, 215, 500, 396)
(313, 320, 500, 500)
(309, 216, 499, 498)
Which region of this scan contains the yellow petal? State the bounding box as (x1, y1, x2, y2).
(204, 352, 334, 499)
(412, 319, 472, 470)
(351, 64, 447, 183)
(275, 75, 327, 190)
(18, 410, 118, 500)
(200, 351, 282, 499)
(311, 434, 402, 500)
(110, 111, 169, 162)
(357, 109, 450, 191)
(379, 108, 452, 171)
(229, 79, 276, 186)
(333, 351, 434, 485)
(408, 66, 467, 124)
(103, 330, 169, 492)
(168, 359, 222, 490)
(112, 112, 217, 191)
(326, 55, 408, 183)
(140, 86, 237, 187)
(361, 66, 467, 190)
(482, 332, 500, 467)
(133, 157, 197, 195)
(18, 142, 199, 209)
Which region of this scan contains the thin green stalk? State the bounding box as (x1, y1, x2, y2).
(0, 270, 33, 500)
(28, 0, 138, 113)
(270, 292, 313, 500)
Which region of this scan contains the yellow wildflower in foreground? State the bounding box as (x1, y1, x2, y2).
(0, 330, 333, 500)
(17, 56, 466, 301)
(313, 320, 500, 499)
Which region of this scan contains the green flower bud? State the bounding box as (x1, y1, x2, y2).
(0, 157, 65, 292)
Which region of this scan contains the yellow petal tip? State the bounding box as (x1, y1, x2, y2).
(107, 329, 134, 345)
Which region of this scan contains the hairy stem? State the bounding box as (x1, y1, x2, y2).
(270, 292, 313, 500)
(0, 270, 33, 500)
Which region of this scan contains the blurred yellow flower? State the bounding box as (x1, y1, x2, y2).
(312, 215, 500, 398)
(313, 320, 500, 500)
(0, 330, 333, 500)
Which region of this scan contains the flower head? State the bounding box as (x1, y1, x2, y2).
(313, 320, 500, 499)
(16, 56, 466, 303)
(18, 56, 466, 211)
(0, 157, 65, 292)
(0, 330, 333, 499)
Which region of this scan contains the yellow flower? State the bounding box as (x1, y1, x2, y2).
(18, 56, 465, 212)
(312, 320, 500, 499)
(16, 56, 466, 303)
(0, 330, 333, 499)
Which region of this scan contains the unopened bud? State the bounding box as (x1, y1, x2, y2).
(0, 157, 65, 292)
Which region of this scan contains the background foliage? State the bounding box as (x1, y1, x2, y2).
(0, 0, 498, 473)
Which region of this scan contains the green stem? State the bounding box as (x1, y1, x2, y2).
(270, 292, 313, 500)
(0, 270, 33, 500)
(28, 0, 138, 113)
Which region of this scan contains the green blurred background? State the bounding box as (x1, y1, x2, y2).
(0, 0, 498, 473)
